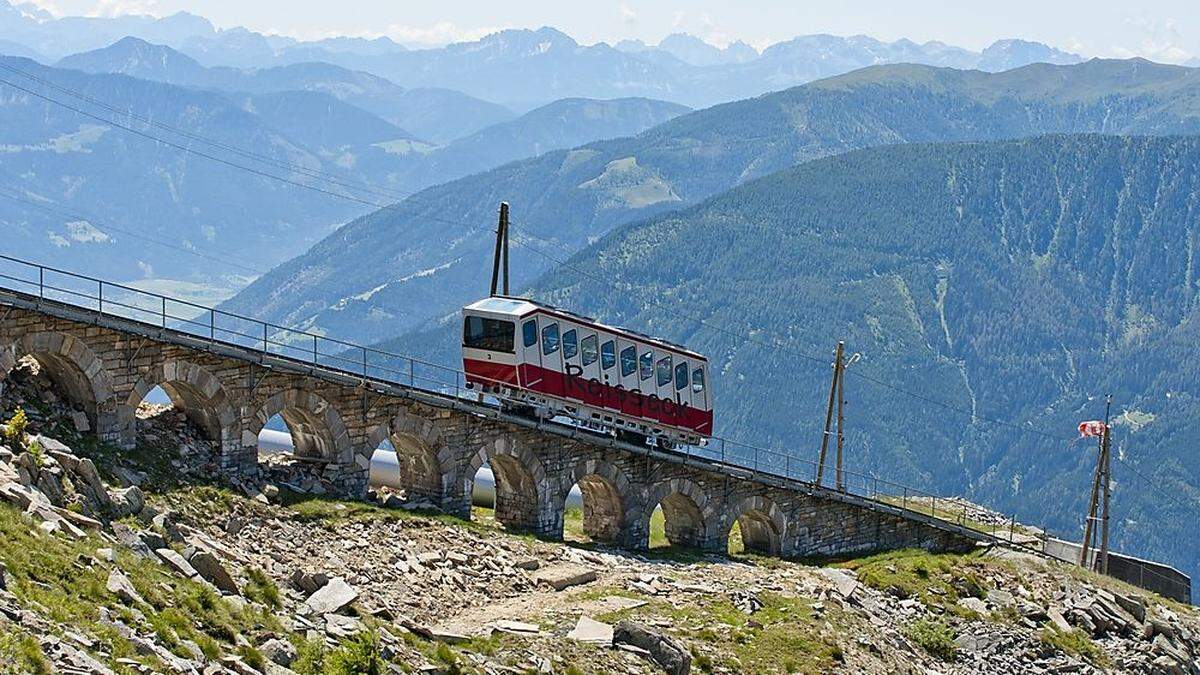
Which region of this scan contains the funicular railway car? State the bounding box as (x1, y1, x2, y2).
(461, 296, 712, 447)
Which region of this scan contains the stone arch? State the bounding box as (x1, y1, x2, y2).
(247, 389, 351, 463)
(122, 360, 237, 449)
(558, 458, 631, 543)
(723, 495, 788, 557)
(639, 478, 716, 550)
(1, 331, 118, 437)
(365, 410, 446, 504)
(463, 436, 548, 534)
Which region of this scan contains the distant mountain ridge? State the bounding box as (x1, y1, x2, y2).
(1, 1, 1086, 109)
(219, 58, 1200, 348)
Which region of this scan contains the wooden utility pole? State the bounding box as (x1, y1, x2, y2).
(816, 341, 844, 486)
(835, 352, 847, 492)
(1078, 395, 1113, 572)
(489, 202, 510, 296)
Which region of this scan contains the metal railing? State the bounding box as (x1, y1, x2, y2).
(0, 254, 1042, 548)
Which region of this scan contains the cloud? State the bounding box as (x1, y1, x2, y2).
(619, 2, 636, 25)
(1111, 15, 1195, 64)
(87, 0, 161, 17)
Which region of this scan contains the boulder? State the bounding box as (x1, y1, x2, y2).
(615, 620, 691, 675)
(531, 563, 597, 591)
(0, 560, 7, 590)
(567, 616, 613, 646)
(152, 512, 185, 544)
(111, 523, 153, 558)
(110, 486, 145, 517)
(259, 638, 297, 667)
(304, 577, 357, 615)
(190, 551, 239, 594)
(155, 549, 199, 580)
(106, 570, 145, 606)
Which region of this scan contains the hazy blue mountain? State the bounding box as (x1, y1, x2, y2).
(220, 59, 1200, 347)
(0, 56, 417, 303)
(4, 1, 1089, 109)
(57, 38, 513, 143)
(0, 38, 43, 60)
(370, 135, 1200, 598)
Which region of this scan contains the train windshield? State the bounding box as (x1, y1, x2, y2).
(463, 316, 515, 353)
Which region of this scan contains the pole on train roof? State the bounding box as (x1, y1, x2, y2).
(501, 203, 510, 296)
(489, 202, 509, 296)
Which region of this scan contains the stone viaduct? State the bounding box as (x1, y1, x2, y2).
(0, 283, 988, 559)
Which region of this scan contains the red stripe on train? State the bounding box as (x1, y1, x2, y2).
(465, 358, 712, 435)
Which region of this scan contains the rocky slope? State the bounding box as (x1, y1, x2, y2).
(2, 358, 1198, 674)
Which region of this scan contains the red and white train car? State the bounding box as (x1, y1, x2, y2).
(461, 296, 713, 446)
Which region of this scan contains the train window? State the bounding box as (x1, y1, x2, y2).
(463, 316, 515, 353)
(601, 340, 616, 369)
(692, 366, 706, 393)
(675, 362, 688, 391)
(639, 351, 654, 380)
(581, 334, 598, 366)
(522, 319, 537, 348)
(542, 323, 560, 355)
(656, 356, 672, 387)
(562, 329, 578, 359)
(620, 346, 637, 377)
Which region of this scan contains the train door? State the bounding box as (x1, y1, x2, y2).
(540, 316, 563, 397)
(672, 357, 693, 429)
(598, 335, 618, 411)
(518, 315, 540, 389)
(560, 323, 581, 401)
(617, 340, 642, 419)
(578, 330, 601, 406)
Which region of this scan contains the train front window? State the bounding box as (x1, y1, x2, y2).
(581, 335, 598, 366)
(522, 319, 537, 348)
(601, 340, 616, 370)
(639, 351, 653, 380)
(692, 366, 706, 394)
(562, 329, 578, 359)
(656, 356, 672, 387)
(621, 346, 637, 377)
(675, 362, 688, 391)
(542, 323, 560, 355)
(463, 316, 515, 353)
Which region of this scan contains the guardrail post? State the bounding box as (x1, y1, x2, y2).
(161, 297, 167, 328)
(361, 348, 367, 378)
(210, 311, 215, 340)
(262, 323, 268, 352)
(931, 495, 937, 518)
(409, 359, 414, 387)
(313, 335, 319, 364)
(38, 267, 44, 299)
(98, 280, 103, 313)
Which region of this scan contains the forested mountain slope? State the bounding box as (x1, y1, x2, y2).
(223, 59, 1200, 346)
(508, 134, 1199, 597)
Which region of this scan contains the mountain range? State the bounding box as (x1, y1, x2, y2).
(220, 59, 1200, 347)
(1, 0, 1085, 109)
(0, 54, 689, 301)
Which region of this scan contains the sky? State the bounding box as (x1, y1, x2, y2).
(21, 0, 1200, 63)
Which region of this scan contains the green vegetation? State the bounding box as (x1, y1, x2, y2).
(243, 567, 282, 609)
(593, 591, 844, 673)
(0, 501, 271, 671)
(841, 549, 991, 615)
(904, 618, 957, 661)
(2, 408, 27, 448)
(1039, 626, 1108, 667)
(0, 630, 51, 675)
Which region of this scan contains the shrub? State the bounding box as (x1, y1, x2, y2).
(326, 632, 383, 675)
(1040, 626, 1107, 666)
(243, 568, 281, 609)
(3, 408, 28, 449)
(904, 618, 957, 661)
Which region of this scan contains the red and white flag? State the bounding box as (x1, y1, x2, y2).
(1078, 420, 1108, 438)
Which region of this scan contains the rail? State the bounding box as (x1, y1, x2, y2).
(0, 254, 1053, 550)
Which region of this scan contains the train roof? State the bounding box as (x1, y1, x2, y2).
(464, 295, 706, 361)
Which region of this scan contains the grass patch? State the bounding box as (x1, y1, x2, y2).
(243, 567, 282, 609)
(0, 501, 270, 671)
(1039, 626, 1108, 667)
(840, 549, 991, 615)
(0, 629, 51, 675)
(904, 618, 957, 661)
